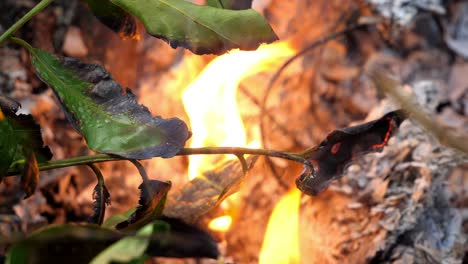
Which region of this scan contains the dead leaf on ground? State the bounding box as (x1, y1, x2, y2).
(164, 156, 258, 221)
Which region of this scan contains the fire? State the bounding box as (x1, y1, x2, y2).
(259, 188, 301, 264)
(208, 215, 233, 232)
(181, 41, 296, 232)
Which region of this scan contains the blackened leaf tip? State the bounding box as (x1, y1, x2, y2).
(29, 49, 189, 160)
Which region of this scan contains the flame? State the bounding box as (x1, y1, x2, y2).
(182, 42, 296, 232)
(182, 41, 295, 180)
(208, 215, 233, 232)
(260, 188, 301, 264)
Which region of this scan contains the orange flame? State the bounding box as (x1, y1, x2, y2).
(260, 188, 301, 264)
(182, 42, 296, 232)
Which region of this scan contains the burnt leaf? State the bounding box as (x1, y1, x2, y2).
(24, 46, 189, 159)
(115, 180, 171, 230)
(205, 0, 252, 10)
(82, 0, 137, 38)
(164, 156, 257, 221)
(88, 164, 111, 225)
(145, 217, 219, 259)
(110, 0, 278, 55)
(0, 100, 52, 179)
(20, 151, 39, 199)
(296, 110, 407, 196)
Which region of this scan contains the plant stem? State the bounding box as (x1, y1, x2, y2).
(0, 0, 54, 45)
(6, 147, 309, 176)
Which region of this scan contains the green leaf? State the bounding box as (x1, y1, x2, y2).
(90, 222, 169, 264)
(115, 180, 171, 230)
(23, 44, 189, 159)
(6, 224, 119, 264)
(110, 0, 278, 55)
(82, 0, 137, 38)
(0, 97, 52, 179)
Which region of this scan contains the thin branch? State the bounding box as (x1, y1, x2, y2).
(235, 154, 248, 174)
(129, 159, 150, 183)
(5, 147, 310, 176)
(0, 0, 54, 45)
(260, 19, 379, 150)
(368, 67, 468, 155)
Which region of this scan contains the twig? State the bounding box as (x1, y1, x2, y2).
(5, 147, 310, 176)
(0, 0, 54, 45)
(260, 22, 376, 149)
(129, 160, 150, 183)
(238, 84, 306, 148)
(368, 67, 468, 155)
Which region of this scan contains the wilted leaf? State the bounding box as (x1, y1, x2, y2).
(20, 151, 39, 199)
(24, 46, 189, 159)
(111, 0, 278, 54)
(205, 0, 252, 10)
(296, 110, 407, 196)
(164, 156, 257, 221)
(90, 222, 158, 264)
(82, 0, 137, 38)
(115, 180, 171, 230)
(89, 164, 111, 225)
(145, 217, 219, 259)
(6, 224, 119, 264)
(0, 100, 52, 179)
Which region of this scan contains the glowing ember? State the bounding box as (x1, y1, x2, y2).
(259, 188, 301, 264)
(208, 215, 233, 232)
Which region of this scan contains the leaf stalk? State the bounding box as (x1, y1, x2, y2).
(0, 0, 54, 45)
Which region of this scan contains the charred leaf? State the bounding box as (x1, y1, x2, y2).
(115, 180, 171, 230)
(296, 110, 407, 196)
(24, 46, 189, 159)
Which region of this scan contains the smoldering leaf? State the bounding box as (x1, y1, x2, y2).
(27, 47, 189, 159)
(111, 0, 278, 55)
(296, 110, 407, 196)
(115, 180, 171, 230)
